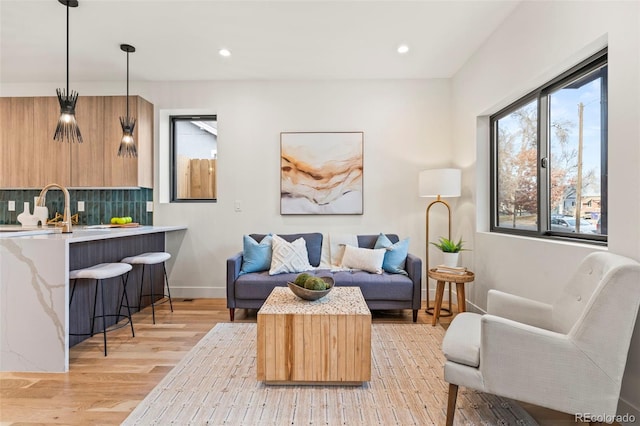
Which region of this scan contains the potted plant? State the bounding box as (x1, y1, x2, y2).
(430, 236, 466, 267)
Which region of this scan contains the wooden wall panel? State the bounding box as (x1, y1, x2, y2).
(33, 97, 71, 186)
(72, 96, 105, 187)
(103, 96, 137, 187)
(136, 97, 153, 189)
(0, 98, 8, 188)
(1, 95, 153, 189)
(1, 98, 34, 188)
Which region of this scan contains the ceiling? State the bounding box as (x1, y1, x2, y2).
(0, 1, 520, 84)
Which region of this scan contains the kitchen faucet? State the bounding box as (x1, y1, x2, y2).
(37, 183, 72, 233)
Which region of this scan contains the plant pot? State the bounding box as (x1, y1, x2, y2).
(442, 252, 460, 268)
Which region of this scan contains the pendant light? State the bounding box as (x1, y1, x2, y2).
(118, 44, 137, 157)
(53, 0, 82, 143)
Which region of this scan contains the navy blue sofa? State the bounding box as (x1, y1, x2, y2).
(226, 233, 422, 322)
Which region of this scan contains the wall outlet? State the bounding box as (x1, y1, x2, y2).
(8, 200, 15, 211)
(146, 201, 153, 212)
(77, 201, 85, 212)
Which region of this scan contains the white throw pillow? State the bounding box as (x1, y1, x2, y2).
(329, 233, 359, 266)
(269, 234, 314, 275)
(340, 245, 385, 274)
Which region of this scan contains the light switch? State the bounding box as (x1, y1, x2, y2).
(234, 200, 242, 212)
(8, 201, 15, 211)
(77, 201, 85, 212)
(146, 201, 153, 212)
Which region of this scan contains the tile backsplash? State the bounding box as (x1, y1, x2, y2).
(0, 188, 153, 226)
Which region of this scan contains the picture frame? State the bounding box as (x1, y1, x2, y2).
(280, 131, 363, 215)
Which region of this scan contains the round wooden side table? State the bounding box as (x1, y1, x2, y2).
(427, 268, 475, 326)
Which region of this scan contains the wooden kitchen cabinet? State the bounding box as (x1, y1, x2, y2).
(103, 96, 135, 187)
(34, 97, 71, 186)
(136, 97, 154, 189)
(0, 97, 37, 188)
(1, 97, 72, 187)
(103, 95, 153, 188)
(72, 96, 105, 187)
(0, 95, 153, 189)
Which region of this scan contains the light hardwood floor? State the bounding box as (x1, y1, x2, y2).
(0, 298, 608, 425)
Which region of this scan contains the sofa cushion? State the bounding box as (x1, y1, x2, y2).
(332, 270, 414, 300)
(235, 270, 331, 300)
(251, 233, 323, 267)
(358, 234, 399, 249)
(269, 235, 314, 275)
(240, 234, 272, 275)
(341, 245, 385, 274)
(374, 233, 409, 275)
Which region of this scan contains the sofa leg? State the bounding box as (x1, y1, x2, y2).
(229, 308, 235, 322)
(446, 383, 458, 426)
(412, 309, 418, 322)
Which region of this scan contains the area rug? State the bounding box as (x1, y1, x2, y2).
(123, 323, 538, 425)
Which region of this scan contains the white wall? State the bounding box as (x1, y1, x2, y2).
(150, 79, 451, 298)
(451, 0, 640, 420)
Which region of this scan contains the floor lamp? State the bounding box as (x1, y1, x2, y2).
(419, 168, 461, 314)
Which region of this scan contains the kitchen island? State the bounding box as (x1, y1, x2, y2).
(0, 225, 187, 372)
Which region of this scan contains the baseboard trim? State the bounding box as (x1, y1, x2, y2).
(171, 286, 226, 299)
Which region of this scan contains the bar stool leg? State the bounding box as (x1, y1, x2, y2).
(162, 263, 173, 312)
(69, 279, 78, 305)
(117, 272, 128, 319)
(149, 265, 156, 324)
(138, 265, 146, 312)
(99, 279, 108, 356)
(90, 280, 99, 337)
(121, 273, 135, 337)
(116, 272, 136, 338)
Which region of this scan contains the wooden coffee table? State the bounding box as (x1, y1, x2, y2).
(256, 286, 371, 385)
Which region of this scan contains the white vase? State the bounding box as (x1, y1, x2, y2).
(442, 252, 459, 268)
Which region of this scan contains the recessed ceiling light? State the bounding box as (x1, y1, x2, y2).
(397, 44, 409, 54)
(219, 48, 231, 57)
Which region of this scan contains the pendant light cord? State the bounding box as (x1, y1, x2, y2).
(126, 50, 130, 119)
(66, 1, 69, 95)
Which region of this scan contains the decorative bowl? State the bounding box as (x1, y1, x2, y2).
(287, 276, 334, 301)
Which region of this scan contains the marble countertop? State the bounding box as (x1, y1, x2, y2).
(0, 223, 187, 372)
(0, 225, 187, 242)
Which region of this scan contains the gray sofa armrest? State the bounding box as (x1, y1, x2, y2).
(405, 253, 422, 310)
(227, 252, 243, 309)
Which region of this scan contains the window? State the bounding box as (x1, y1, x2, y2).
(170, 115, 217, 202)
(490, 49, 607, 243)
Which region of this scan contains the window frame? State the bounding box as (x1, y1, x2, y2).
(169, 114, 218, 203)
(490, 48, 607, 244)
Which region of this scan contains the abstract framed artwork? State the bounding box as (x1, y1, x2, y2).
(280, 131, 364, 215)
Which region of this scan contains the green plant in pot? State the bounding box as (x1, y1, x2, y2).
(430, 236, 466, 267)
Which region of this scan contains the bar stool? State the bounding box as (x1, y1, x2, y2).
(69, 263, 135, 356)
(121, 252, 174, 324)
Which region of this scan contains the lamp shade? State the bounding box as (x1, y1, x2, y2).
(419, 168, 461, 198)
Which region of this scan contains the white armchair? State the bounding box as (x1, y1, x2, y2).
(441, 252, 640, 425)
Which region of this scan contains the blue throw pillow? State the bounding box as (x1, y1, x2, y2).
(374, 233, 409, 275)
(240, 234, 273, 275)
